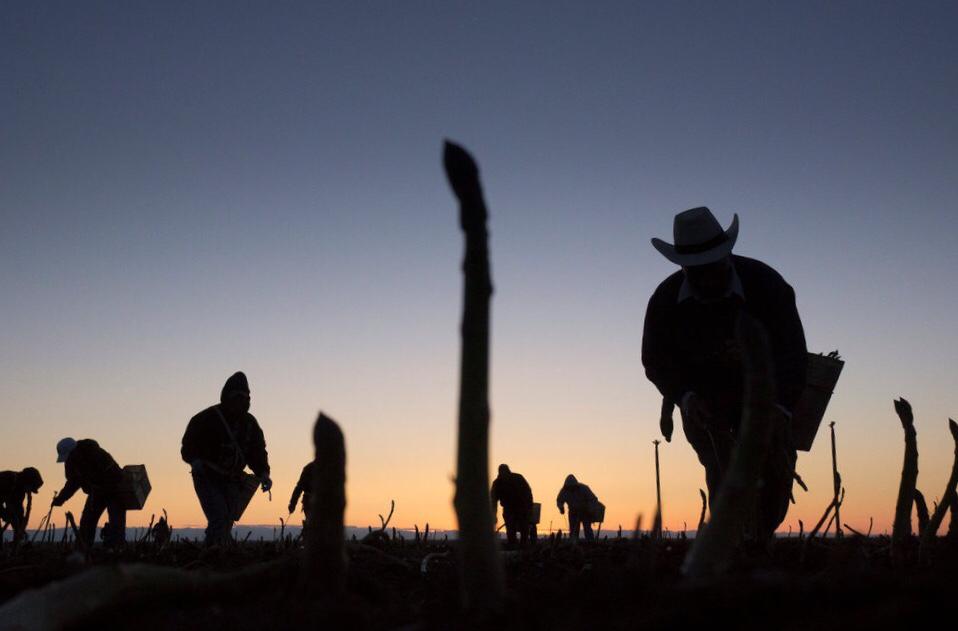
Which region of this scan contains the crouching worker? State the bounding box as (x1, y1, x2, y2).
(490, 464, 534, 547)
(182, 372, 272, 546)
(0, 467, 44, 544)
(52, 438, 127, 547)
(556, 474, 600, 542)
(288, 461, 315, 524)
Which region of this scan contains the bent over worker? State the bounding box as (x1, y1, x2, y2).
(490, 464, 534, 546)
(642, 207, 807, 541)
(0, 467, 43, 543)
(182, 371, 272, 546)
(556, 474, 599, 542)
(52, 438, 127, 547)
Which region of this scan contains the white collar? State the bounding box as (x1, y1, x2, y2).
(678, 264, 745, 303)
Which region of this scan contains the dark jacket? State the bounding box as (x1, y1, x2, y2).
(491, 471, 533, 517)
(57, 439, 123, 503)
(289, 461, 315, 511)
(181, 405, 270, 478)
(556, 474, 598, 513)
(642, 255, 807, 418)
(0, 471, 25, 519)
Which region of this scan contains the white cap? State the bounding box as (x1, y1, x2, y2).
(56, 437, 77, 463)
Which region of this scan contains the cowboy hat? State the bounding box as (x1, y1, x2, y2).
(651, 206, 738, 267)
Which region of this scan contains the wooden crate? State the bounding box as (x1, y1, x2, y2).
(792, 353, 844, 452)
(118, 464, 151, 510)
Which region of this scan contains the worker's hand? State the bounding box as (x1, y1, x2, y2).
(287, 501, 296, 514)
(681, 391, 712, 428)
(660, 412, 674, 443)
(558, 506, 565, 516)
(260, 476, 273, 493)
(51, 494, 64, 507)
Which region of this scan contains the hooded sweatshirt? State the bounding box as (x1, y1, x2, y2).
(556, 475, 598, 513)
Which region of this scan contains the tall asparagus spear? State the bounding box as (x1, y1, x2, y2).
(683, 312, 776, 578)
(891, 398, 918, 564)
(443, 140, 504, 615)
(919, 419, 958, 562)
(307, 412, 347, 593)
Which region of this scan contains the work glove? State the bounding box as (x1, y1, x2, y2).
(260, 476, 273, 493)
(51, 494, 64, 507)
(287, 501, 297, 514)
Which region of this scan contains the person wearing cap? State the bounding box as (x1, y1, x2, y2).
(490, 464, 534, 546)
(0, 467, 44, 544)
(51, 437, 127, 547)
(181, 371, 272, 545)
(641, 207, 807, 541)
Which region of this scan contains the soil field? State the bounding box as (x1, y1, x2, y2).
(1, 535, 956, 630)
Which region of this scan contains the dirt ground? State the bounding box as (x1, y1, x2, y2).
(1, 535, 955, 630)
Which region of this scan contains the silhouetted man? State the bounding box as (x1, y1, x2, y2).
(288, 460, 315, 523)
(182, 372, 272, 545)
(0, 467, 43, 543)
(52, 437, 127, 547)
(556, 474, 599, 541)
(490, 464, 534, 546)
(642, 207, 807, 541)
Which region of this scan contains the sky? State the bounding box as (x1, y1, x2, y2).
(1, 1, 956, 536)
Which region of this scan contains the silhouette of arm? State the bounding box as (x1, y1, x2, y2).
(244, 416, 270, 478)
(642, 289, 687, 402)
(56, 467, 80, 505)
(289, 482, 303, 510)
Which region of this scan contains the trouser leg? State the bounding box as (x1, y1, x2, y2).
(79, 494, 108, 548)
(582, 519, 595, 541)
(103, 497, 127, 547)
(758, 418, 797, 541)
(192, 472, 233, 545)
(568, 510, 581, 540)
(682, 408, 734, 510)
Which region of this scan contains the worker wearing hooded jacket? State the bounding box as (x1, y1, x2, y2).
(52, 438, 127, 547)
(181, 372, 272, 545)
(556, 474, 599, 541)
(0, 467, 43, 543)
(490, 464, 534, 546)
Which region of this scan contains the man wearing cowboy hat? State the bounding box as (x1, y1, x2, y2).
(641, 207, 807, 541)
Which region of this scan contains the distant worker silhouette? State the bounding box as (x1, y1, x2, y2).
(556, 474, 601, 541)
(181, 372, 272, 546)
(0, 467, 43, 544)
(288, 460, 315, 523)
(490, 464, 534, 546)
(52, 438, 127, 547)
(642, 207, 807, 541)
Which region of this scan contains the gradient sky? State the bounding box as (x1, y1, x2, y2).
(2, 2, 956, 535)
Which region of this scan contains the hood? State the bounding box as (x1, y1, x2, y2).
(564, 474, 578, 487)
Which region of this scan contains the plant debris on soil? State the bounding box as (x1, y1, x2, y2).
(1, 534, 956, 630)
